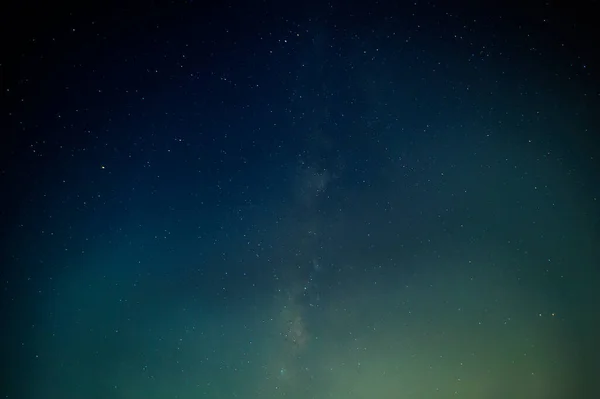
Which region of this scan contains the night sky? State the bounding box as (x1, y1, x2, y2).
(2, 1, 599, 398)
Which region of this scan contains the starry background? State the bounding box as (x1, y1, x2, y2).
(1, 1, 599, 398)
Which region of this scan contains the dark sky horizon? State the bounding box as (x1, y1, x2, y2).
(2, 1, 599, 398)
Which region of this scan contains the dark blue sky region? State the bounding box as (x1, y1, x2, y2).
(1, 1, 599, 398)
